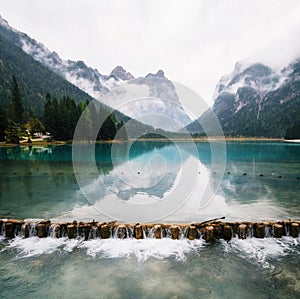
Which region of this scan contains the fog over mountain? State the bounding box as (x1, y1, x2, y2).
(0, 16, 193, 131)
(186, 59, 300, 138)
(1, 12, 300, 138)
(1, 1, 300, 106)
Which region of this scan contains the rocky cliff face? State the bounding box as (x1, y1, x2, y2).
(186, 60, 300, 137)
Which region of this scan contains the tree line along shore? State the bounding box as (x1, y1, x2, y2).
(0, 76, 127, 144)
(0, 76, 297, 146)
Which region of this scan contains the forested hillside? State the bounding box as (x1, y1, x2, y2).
(0, 32, 93, 119)
(0, 28, 156, 142)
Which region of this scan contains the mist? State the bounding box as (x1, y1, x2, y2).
(0, 0, 300, 104)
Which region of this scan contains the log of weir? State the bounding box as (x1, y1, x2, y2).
(0, 219, 299, 243)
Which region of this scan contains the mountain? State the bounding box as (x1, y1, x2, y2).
(0, 16, 191, 131)
(186, 60, 300, 138)
(110, 66, 134, 81)
(103, 69, 192, 131)
(0, 16, 162, 140)
(0, 23, 94, 118)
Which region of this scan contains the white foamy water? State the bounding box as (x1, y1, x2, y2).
(3, 237, 205, 261)
(5, 236, 68, 258)
(2, 236, 299, 267)
(78, 238, 205, 261)
(221, 236, 300, 268)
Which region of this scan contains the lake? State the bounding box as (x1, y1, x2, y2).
(0, 141, 299, 298)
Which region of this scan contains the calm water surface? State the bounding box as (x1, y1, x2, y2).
(0, 141, 299, 298)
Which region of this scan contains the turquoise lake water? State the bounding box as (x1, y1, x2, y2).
(0, 141, 299, 298)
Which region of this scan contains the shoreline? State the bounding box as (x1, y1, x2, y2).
(135, 137, 284, 142)
(0, 137, 285, 147)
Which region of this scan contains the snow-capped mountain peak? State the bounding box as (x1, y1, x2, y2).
(213, 60, 288, 101)
(109, 66, 134, 81)
(0, 15, 193, 131)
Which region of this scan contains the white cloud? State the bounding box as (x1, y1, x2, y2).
(1, 0, 300, 107)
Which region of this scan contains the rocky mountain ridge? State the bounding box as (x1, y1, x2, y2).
(0, 16, 191, 131)
(187, 59, 300, 137)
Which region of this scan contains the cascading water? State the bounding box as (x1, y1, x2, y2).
(1, 219, 299, 241)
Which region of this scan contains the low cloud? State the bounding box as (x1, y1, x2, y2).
(1, 0, 300, 107)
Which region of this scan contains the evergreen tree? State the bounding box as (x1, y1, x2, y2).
(57, 96, 69, 140)
(57, 96, 80, 140)
(44, 96, 60, 139)
(51, 98, 59, 137)
(42, 95, 118, 141)
(44, 93, 53, 133)
(11, 76, 24, 124)
(4, 120, 19, 144)
(89, 101, 99, 140)
(66, 96, 80, 139)
(0, 106, 8, 141)
(80, 103, 94, 140)
(100, 113, 117, 140)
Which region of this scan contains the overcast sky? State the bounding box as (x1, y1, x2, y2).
(1, 0, 300, 104)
